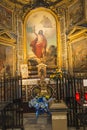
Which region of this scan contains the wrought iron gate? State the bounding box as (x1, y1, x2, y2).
(56, 74, 87, 127)
(0, 76, 24, 130)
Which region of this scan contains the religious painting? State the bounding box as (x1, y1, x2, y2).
(0, 44, 14, 77)
(26, 10, 57, 67)
(67, 0, 84, 29)
(72, 39, 87, 72)
(0, 4, 12, 30)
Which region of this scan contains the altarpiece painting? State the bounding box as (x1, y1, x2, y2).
(25, 10, 57, 67)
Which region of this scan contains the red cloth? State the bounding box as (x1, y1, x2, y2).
(30, 34, 47, 58)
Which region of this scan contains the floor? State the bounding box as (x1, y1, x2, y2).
(5, 113, 86, 130)
(23, 113, 52, 130)
(23, 113, 77, 130)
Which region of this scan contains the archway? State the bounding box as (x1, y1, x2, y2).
(24, 7, 61, 72)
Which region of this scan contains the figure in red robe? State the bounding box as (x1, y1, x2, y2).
(30, 30, 47, 58)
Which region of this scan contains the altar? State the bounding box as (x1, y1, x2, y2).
(21, 62, 56, 102)
(22, 78, 56, 102)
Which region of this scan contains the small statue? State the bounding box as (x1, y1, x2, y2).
(37, 62, 47, 79)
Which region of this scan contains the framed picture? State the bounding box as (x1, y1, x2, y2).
(67, 0, 84, 29)
(25, 9, 57, 67)
(0, 4, 13, 30)
(0, 43, 15, 77)
(72, 38, 87, 72)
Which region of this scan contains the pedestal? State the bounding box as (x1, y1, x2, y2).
(49, 101, 68, 130)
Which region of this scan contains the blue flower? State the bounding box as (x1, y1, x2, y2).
(29, 96, 54, 118)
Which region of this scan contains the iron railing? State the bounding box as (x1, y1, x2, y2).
(0, 76, 24, 130)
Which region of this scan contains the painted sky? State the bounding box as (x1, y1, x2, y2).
(26, 10, 57, 57)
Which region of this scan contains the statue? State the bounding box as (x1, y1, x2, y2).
(37, 63, 47, 79)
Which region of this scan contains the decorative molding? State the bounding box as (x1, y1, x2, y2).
(0, 30, 16, 44)
(60, 16, 68, 71)
(21, 1, 66, 20)
(68, 26, 87, 41)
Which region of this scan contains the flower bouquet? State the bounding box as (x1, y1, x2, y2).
(50, 68, 63, 80)
(29, 95, 54, 118)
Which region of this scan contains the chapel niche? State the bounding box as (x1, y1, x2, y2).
(24, 8, 59, 78)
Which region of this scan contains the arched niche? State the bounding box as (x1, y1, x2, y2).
(24, 8, 60, 65)
(23, 7, 61, 71)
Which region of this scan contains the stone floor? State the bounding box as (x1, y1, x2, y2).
(5, 113, 86, 130)
(23, 113, 77, 130)
(23, 113, 52, 130)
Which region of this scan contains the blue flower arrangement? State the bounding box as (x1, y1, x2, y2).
(29, 96, 54, 118)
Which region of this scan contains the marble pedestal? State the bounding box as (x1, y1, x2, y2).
(50, 100, 68, 130)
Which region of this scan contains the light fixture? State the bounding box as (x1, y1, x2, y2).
(84, 92, 87, 101)
(75, 92, 80, 101)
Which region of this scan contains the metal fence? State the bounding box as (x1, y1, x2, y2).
(0, 76, 24, 130)
(0, 74, 87, 129)
(0, 76, 22, 101)
(55, 74, 87, 128)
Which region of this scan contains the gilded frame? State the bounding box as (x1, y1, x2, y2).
(23, 7, 61, 68)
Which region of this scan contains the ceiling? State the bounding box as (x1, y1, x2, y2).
(3, 0, 64, 17)
(1, 0, 74, 19)
(8, 0, 63, 6)
(1, 0, 74, 11)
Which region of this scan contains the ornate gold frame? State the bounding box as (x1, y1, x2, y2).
(23, 7, 61, 68)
